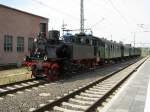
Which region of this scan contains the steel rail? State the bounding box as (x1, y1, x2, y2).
(85, 56, 149, 112)
(0, 58, 140, 98)
(0, 78, 35, 88)
(33, 57, 148, 112)
(0, 79, 47, 97)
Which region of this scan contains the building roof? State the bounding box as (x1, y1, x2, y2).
(0, 4, 49, 20)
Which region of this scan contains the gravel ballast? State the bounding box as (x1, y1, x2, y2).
(0, 59, 140, 112)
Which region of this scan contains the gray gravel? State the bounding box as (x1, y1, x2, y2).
(0, 59, 140, 112)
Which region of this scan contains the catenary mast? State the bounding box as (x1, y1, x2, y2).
(80, 0, 84, 33)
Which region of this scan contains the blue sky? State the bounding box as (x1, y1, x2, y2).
(0, 0, 28, 8)
(0, 0, 150, 47)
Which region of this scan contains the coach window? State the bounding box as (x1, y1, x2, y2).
(17, 37, 24, 52)
(28, 38, 34, 51)
(4, 35, 13, 52)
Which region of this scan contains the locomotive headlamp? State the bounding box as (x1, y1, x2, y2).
(24, 57, 26, 61)
(24, 56, 30, 61)
(34, 38, 37, 42)
(44, 56, 48, 61)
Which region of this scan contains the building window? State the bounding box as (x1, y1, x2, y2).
(4, 35, 13, 52)
(40, 23, 46, 33)
(17, 37, 24, 52)
(28, 38, 34, 51)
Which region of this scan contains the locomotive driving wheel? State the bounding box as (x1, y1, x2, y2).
(51, 68, 59, 80)
(47, 63, 60, 81)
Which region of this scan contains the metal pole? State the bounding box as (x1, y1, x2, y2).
(80, 0, 84, 33)
(111, 34, 112, 40)
(62, 20, 67, 37)
(134, 32, 135, 47)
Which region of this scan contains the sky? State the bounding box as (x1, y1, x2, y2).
(0, 0, 150, 47)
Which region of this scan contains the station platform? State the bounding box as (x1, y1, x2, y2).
(100, 57, 150, 112)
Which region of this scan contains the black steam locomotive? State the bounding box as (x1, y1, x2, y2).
(24, 30, 141, 80)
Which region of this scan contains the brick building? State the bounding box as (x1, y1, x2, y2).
(0, 4, 48, 66)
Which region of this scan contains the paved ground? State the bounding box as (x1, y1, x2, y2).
(100, 57, 150, 112)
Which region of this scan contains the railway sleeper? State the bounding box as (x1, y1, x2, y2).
(53, 106, 84, 112)
(6, 87, 16, 90)
(61, 102, 88, 110)
(85, 90, 105, 95)
(69, 98, 94, 105)
(75, 95, 99, 101)
(89, 88, 108, 93)
(80, 92, 103, 98)
(93, 86, 111, 90)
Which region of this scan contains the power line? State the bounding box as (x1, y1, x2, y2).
(106, 0, 145, 32)
(85, 0, 132, 31)
(31, 0, 79, 21)
(106, 0, 130, 26)
(91, 17, 106, 28)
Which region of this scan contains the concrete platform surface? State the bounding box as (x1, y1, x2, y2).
(100, 57, 150, 112)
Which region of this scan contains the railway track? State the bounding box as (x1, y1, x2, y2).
(31, 57, 148, 112)
(0, 58, 140, 98)
(0, 78, 46, 97)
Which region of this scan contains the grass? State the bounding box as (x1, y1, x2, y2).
(0, 68, 32, 85)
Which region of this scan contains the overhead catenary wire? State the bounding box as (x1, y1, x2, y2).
(84, 0, 132, 33)
(106, 0, 130, 26)
(90, 17, 106, 29)
(31, 0, 79, 21)
(105, 0, 142, 32)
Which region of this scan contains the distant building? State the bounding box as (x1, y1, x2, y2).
(0, 4, 48, 66)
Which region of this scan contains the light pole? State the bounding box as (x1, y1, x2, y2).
(131, 30, 150, 47)
(133, 32, 135, 47)
(132, 24, 150, 47)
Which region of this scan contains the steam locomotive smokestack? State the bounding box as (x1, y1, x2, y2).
(80, 0, 84, 33)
